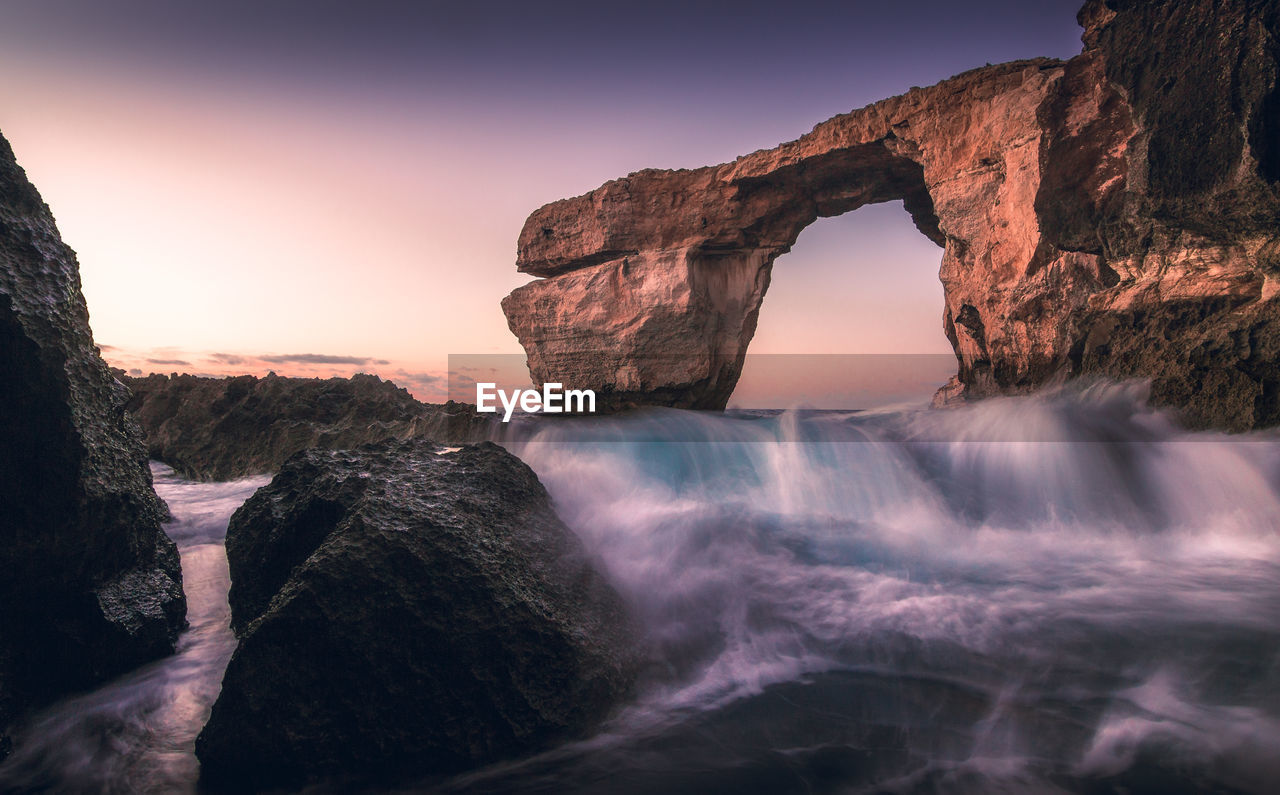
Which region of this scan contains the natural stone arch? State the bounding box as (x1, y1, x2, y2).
(501, 58, 1096, 410)
(503, 0, 1280, 429)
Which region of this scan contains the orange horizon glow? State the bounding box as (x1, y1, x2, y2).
(4, 25, 992, 410)
(103, 344, 958, 411)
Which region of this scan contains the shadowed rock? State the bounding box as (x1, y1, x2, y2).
(121, 371, 492, 480)
(0, 132, 185, 754)
(195, 438, 638, 790)
(503, 0, 1280, 430)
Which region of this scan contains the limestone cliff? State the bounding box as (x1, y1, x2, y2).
(503, 0, 1280, 430)
(0, 132, 185, 752)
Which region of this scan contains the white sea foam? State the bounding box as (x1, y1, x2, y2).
(497, 385, 1280, 792)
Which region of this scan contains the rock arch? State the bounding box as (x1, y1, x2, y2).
(503, 0, 1280, 429)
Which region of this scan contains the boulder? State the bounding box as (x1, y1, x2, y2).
(195, 438, 637, 789)
(122, 371, 491, 480)
(502, 0, 1280, 430)
(0, 132, 185, 751)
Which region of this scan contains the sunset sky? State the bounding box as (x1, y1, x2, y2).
(0, 0, 1083, 403)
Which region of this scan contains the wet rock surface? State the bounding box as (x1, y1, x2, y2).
(122, 371, 491, 480)
(195, 438, 638, 790)
(503, 0, 1280, 430)
(0, 132, 185, 753)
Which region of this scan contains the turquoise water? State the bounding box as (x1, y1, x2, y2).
(461, 384, 1280, 793)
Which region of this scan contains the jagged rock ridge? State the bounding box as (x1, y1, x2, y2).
(503, 0, 1280, 430)
(122, 372, 491, 480)
(0, 132, 185, 753)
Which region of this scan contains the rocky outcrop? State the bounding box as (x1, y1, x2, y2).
(503, 0, 1280, 430)
(0, 133, 185, 751)
(122, 372, 491, 480)
(195, 438, 638, 790)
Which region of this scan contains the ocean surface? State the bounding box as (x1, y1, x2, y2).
(3, 384, 1279, 793)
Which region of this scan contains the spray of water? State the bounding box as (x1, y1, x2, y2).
(453, 384, 1280, 793)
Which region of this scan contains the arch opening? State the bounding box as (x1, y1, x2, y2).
(730, 200, 953, 409)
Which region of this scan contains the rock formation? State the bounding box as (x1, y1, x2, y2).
(0, 133, 185, 753)
(503, 0, 1280, 430)
(122, 372, 491, 480)
(195, 438, 638, 790)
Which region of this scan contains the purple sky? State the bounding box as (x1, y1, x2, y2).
(0, 0, 1085, 403)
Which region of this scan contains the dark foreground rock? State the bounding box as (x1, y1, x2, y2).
(195, 438, 638, 789)
(503, 0, 1280, 430)
(122, 371, 492, 480)
(0, 132, 185, 752)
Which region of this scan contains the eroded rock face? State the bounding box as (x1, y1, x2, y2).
(503, 0, 1280, 429)
(0, 133, 185, 749)
(122, 372, 491, 480)
(196, 438, 638, 790)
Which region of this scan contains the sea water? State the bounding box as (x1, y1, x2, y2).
(440, 383, 1280, 793)
(4, 385, 1279, 794)
(0, 466, 267, 793)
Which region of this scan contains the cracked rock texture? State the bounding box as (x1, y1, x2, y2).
(195, 438, 638, 790)
(0, 132, 185, 754)
(503, 0, 1280, 430)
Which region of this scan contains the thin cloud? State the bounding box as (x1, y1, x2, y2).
(259, 353, 375, 365)
(207, 352, 391, 367)
(207, 352, 249, 365)
(394, 371, 445, 386)
(107, 346, 438, 396)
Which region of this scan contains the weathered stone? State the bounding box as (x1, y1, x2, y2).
(195, 438, 638, 790)
(503, 0, 1280, 429)
(0, 132, 185, 751)
(122, 372, 491, 480)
